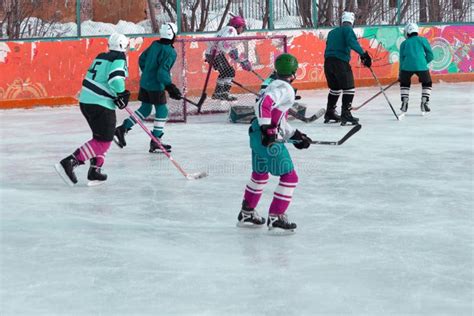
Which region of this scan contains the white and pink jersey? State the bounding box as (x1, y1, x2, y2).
(205, 25, 238, 55)
(255, 79, 296, 139)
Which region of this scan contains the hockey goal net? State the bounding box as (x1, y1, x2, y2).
(166, 34, 287, 122)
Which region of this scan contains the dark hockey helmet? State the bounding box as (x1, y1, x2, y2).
(275, 53, 298, 77)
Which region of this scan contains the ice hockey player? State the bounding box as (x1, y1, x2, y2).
(399, 22, 434, 116)
(205, 15, 252, 101)
(323, 11, 372, 125)
(237, 53, 312, 233)
(55, 33, 130, 186)
(114, 22, 182, 153)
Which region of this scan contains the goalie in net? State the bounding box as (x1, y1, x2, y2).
(205, 16, 252, 101)
(164, 31, 287, 121)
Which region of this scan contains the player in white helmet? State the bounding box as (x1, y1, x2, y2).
(56, 33, 130, 186)
(114, 22, 182, 153)
(399, 23, 434, 116)
(323, 11, 371, 125)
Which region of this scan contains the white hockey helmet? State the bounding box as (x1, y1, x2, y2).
(108, 33, 129, 52)
(404, 22, 419, 37)
(160, 22, 178, 40)
(341, 11, 355, 25)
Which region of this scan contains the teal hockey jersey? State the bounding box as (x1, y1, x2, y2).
(138, 40, 177, 92)
(399, 35, 434, 71)
(79, 51, 128, 110)
(324, 25, 365, 62)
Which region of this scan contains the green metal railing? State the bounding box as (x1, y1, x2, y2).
(0, 0, 472, 40)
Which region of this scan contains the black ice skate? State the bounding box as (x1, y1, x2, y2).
(267, 213, 297, 233)
(398, 98, 408, 119)
(421, 97, 431, 115)
(87, 158, 107, 186)
(340, 109, 359, 126)
(237, 201, 265, 227)
(114, 125, 130, 148)
(324, 107, 341, 123)
(400, 98, 408, 113)
(149, 139, 172, 153)
(55, 155, 80, 186)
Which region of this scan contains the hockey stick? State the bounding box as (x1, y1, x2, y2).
(289, 108, 326, 123)
(251, 70, 265, 81)
(369, 68, 399, 120)
(123, 107, 208, 180)
(284, 124, 362, 146)
(198, 50, 218, 114)
(353, 80, 398, 111)
(183, 96, 206, 112)
(231, 79, 320, 123)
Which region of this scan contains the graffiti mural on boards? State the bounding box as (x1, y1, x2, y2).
(0, 25, 472, 106)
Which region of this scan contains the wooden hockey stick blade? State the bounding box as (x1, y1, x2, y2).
(353, 80, 398, 111)
(310, 124, 362, 145)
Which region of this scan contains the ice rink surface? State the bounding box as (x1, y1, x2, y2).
(1, 82, 473, 315)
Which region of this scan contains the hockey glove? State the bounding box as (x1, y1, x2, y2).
(260, 125, 277, 147)
(114, 90, 130, 109)
(165, 83, 182, 100)
(229, 49, 239, 61)
(294, 88, 301, 100)
(240, 59, 252, 71)
(290, 129, 312, 150)
(361, 51, 372, 68)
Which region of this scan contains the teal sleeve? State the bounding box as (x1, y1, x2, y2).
(423, 38, 434, 64)
(139, 48, 148, 71)
(346, 28, 365, 55)
(108, 59, 127, 94)
(157, 52, 176, 87)
(399, 41, 405, 65)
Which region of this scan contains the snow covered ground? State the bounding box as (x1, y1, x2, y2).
(0, 82, 473, 315)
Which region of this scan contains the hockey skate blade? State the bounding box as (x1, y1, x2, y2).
(236, 221, 265, 228)
(149, 149, 172, 154)
(113, 137, 124, 148)
(87, 180, 106, 187)
(186, 171, 208, 180)
(54, 164, 75, 187)
(267, 227, 296, 235)
(398, 112, 406, 120)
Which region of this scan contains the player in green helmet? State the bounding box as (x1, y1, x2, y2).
(236, 53, 312, 233)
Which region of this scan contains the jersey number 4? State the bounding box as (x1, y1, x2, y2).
(88, 61, 102, 80)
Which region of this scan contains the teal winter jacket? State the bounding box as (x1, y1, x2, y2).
(139, 40, 177, 92)
(399, 35, 434, 72)
(324, 25, 365, 62)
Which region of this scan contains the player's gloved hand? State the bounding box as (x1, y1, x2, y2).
(229, 49, 239, 61)
(260, 125, 277, 147)
(240, 59, 252, 71)
(293, 88, 301, 100)
(165, 83, 182, 100)
(290, 129, 312, 149)
(114, 90, 130, 109)
(361, 51, 372, 68)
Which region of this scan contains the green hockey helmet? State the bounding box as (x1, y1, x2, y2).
(275, 53, 298, 77)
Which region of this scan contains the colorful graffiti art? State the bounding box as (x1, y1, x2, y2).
(0, 24, 472, 108)
(361, 25, 474, 74)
